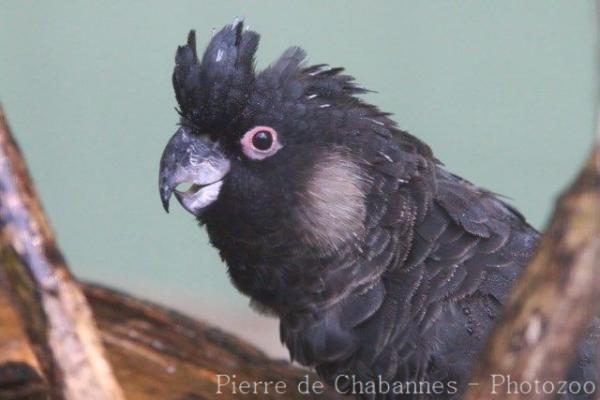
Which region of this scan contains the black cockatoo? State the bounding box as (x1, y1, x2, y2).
(159, 21, 596, 398)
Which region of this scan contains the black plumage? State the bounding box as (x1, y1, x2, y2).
(159, 21, 597, 399)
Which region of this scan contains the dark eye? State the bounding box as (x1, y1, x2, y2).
(251, 130, 273, 150)
(241, 126, 282, 160)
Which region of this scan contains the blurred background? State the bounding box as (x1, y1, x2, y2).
(0, 1, 597, 358)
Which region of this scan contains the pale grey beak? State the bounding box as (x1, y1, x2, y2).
(159, 127, 230, 216)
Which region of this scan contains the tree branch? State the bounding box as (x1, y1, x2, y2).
(0, 105, 125, 400)
(463, 137, 600, 399)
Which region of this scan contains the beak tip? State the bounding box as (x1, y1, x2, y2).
(161, 197, 170, 213)
(159, 185, 172, 213)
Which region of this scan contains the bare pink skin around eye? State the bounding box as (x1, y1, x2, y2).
(241, 125, 283, 160)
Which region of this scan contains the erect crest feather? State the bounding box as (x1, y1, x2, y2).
(173, 20, 259, 132)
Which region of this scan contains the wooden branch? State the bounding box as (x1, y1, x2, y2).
(87, 283, 343, 399)
(0, 278, 345, 399)
(0, 275, 47, 399)
(0, 106, 125, 400)
(463, 138, 600, 399)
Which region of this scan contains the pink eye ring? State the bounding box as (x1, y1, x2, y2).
(240, 126, 282, 160)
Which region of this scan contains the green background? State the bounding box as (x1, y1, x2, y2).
(1, 1, 597, 356)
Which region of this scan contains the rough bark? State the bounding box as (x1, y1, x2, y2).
(463, 138, 600, 399)
(0, 278, 344, 400)
(0, 106, 125, 400)
(0, 275, 47, 399)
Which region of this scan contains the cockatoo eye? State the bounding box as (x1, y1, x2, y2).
(241, 126, 282, 160)
(252, 130, 273, 150)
